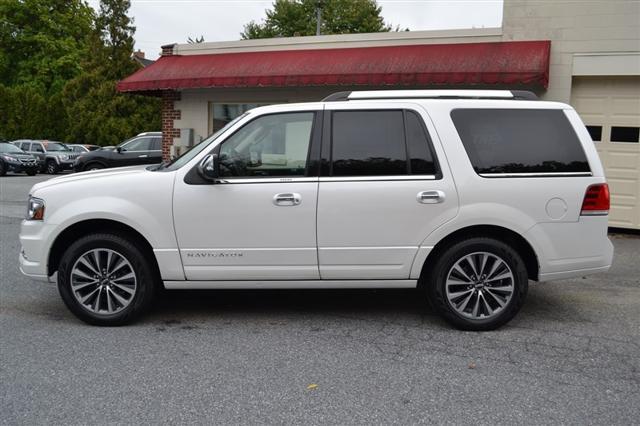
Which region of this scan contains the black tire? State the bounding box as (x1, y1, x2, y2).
(46, 159, 59, 174)
(26, 169, 37, 176)
(84, 162, 105, 171)
(425, 237, 528, 331)
(0, 161, 6, 176)
(57, 233, 158, 326)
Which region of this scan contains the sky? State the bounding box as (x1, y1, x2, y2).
(87, 0, 503, 59)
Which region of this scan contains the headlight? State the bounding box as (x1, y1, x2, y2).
(1, 155, 19, 163)
(26, 197, 45, 221)
(60, 154, 69, 161)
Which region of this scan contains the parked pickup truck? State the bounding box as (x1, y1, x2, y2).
(12, 140, 79, 174)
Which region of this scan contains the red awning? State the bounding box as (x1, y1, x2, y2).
(117, 40, 550, 92)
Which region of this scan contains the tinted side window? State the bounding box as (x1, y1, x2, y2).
(150, 137, 162, 150)
(331, 110, 406, 176)
(123, 137, 152, 151)
(451, 109, 590, 174)
(32, 143, 44, 153)
(405, 111, 437, 175)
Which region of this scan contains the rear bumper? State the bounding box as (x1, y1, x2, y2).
(539, 264, 611, 281)
(527, 216, 614, 282)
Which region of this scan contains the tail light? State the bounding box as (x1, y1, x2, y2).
(581, 183, 610, 216)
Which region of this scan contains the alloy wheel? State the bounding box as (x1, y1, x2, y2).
(70, 248, 137, 315)
(445, 252, 514, 320)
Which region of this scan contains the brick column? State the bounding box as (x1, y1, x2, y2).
(161, 90, 181, 162)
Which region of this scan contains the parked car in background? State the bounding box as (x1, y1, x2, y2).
(12, 140, 79, 174)
(73, 132, 162, 172)
(67, 144, 101, 153)
(0, 141, 40, 176)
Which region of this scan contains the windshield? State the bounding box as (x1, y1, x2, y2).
(0, 143, 24, 154)
(44, 142, 71, 152)
(155, 113, 249, 171)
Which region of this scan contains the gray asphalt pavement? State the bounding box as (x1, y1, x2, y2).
(1, 174, 639, 425)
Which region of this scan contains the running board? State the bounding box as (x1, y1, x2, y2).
(163, 280, 417, 290)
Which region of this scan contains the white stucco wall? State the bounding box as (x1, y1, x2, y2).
(502, 0, 640, 102)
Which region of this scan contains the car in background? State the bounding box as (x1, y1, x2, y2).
(12, 140, 80, 174)
(0, 141, 40, 176)
(67, 144, 101, 153)
(73, 132, 162, 172)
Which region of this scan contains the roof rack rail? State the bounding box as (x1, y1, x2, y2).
(322, 90, 539, 102)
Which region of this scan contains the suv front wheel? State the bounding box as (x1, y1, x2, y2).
(426, 237, 528, 331)
(45, 159, 59, 174)
(57, 233, 157, 326)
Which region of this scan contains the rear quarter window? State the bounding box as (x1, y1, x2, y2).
(450, 109, 590, 175)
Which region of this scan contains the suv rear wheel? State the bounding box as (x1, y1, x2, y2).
(426, 237, 528, 331)
(57, 233, 157, 326)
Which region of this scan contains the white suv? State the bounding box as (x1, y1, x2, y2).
(19, 90, 614, 330)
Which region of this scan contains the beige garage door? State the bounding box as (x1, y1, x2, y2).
(571, 76, 640, 230)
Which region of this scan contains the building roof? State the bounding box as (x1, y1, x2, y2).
(133, 56, 155, 68)
(117, 40, 550, 93)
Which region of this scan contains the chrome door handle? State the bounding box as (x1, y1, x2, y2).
(138, 154, 148, 158)
(417, 190, 445, 204)
(273, 193, 301, 206)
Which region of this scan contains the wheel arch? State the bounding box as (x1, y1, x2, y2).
(83, 160, 108, 170)
(419, 224, 540, 283)
(47, 218, 160, 278)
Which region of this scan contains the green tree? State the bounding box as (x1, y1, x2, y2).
(241, 0, 393, 39)
(0, 0, 94, 92)
(0, 0, 159, 144)
(0, 0, 95, 140)
(62, 0, 160, 145)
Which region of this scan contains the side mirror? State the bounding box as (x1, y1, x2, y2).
(197, 154, 218, 182)
(116, 146, 123, 153)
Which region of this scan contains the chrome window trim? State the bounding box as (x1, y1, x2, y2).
(479, 172, 593, 178)
(320, 175, 437, 182)
(210, 175, 439, 184)
(214, 177, 319, 184)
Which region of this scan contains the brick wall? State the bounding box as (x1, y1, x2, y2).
(161, 90, 181, 161)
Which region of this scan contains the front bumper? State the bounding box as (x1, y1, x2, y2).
(58, 160, 75, 170)
(6, 162, 40, 173)
(73, 161, 86, 172)
(18, 219, 54, 281)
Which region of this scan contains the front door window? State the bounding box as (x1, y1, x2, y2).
(218, 112, 315, 178)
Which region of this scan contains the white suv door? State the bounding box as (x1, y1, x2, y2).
(172, 111, 321, 281)
(317, 103, 459, 280)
